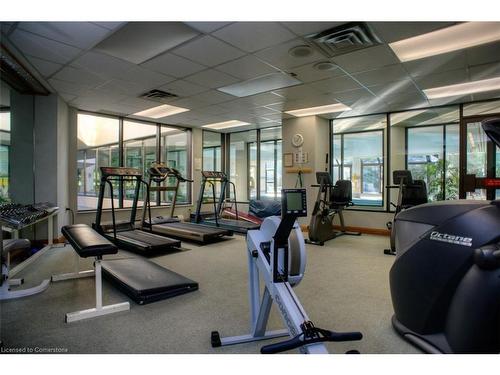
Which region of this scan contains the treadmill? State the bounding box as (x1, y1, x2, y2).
(192, 171, 260, 234)
(93, 166, 181, 253)
(142, 162, 232, 243)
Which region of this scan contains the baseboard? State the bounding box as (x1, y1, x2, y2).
(301, 224, 389, 236)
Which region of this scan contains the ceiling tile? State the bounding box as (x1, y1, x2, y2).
(71, 51, 136, 80)
(290, 62, 345, 83)
(470, 89, 500, 102)
(404, 50, 468, 78)
(116, 97, 158, 111)
(370, 22, 456, 44)
(231, 92, 284, 107)
(195, 105, 230, 116)
(215, 55, 277, 80)
(9, 29, 81, 65)
(48, 78, 94, 96)
(466, 41, 500, 66)
(469, 62, 500, 81)
(309, 75, 363, 94)
(94, 22, 200, 64)
(168, 97, 211, 110)
(353, 64, 410, 86)
(1, 22, 15, 35)
(141, 52, 206, 78)
(159, 79, 208, 97)
(184, 22, 232, 34)
(332, 45, 400, 74)
(272, 84, 323, 100)
(332, 88, 376, 106)
(17, 22, 110, 49)
(52, 66, 107, 87)
(111, 65, 175, 88)
(254, 38, 325, 70)
(368, 80, 421, 98)
(190, 90, 235, 105)
(96, 79, 160, 96)
(26, 55, 63, 77)
(213, 22, 295, 53)
(281, 22, 344, 36)
(413, 68, 469, 89)
(173, 35, 245, 66)
(59, 92, 77, 103)
(92, 22, 125, 31)
(184, 69, 240, 89)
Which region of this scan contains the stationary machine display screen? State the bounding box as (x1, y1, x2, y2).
(282, 189, 307, 217)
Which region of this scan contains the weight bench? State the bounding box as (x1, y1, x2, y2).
(58, 224, 130, 323)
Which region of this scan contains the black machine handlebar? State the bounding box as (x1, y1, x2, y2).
(260, 324, 362, 354)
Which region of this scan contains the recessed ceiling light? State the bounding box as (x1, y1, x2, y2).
(285, 103, 351, 117)
(132, 104, 189, 119)
(423, 76, 500, 99)
(218, 72, 302, 97)
(389, 22, 500, 62)
(288, 45, 313, 58)
(313, 61, 337, 71)
(202, 120, 250, 130)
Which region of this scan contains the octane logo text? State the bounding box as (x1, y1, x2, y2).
(430, 231, 472, 247)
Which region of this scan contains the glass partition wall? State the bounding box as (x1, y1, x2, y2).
(0, 110, 10, 202)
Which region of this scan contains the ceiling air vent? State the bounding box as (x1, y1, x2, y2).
(139, 89, 179, 103)
(306, 22, 382, 58)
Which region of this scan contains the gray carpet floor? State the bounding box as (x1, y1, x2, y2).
(0, 233, 420, 354)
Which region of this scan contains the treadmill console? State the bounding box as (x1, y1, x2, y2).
(282, 189, 307, 217)
(100, 167, 142, 177)
(202, 171, 227, 180)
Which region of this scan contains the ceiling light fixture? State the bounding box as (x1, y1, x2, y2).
(285, 103, 351, 117)
(132, 104, 189, 119)
(218, 72, 302, 97)
(313, 61, 337, 71)
(389, 22, 500, 62)
(423, 76, 500, 99)
(202, 120, 250, 130)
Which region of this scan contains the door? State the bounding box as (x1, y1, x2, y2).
(460, 117, 500, 200)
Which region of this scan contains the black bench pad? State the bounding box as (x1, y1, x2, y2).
(62, 224, 118, 258)
(101, 257, 198, 304)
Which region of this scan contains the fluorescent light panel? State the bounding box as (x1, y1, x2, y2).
(218, 72, 301, 97)
(390, 22, 500, 62)
(285, 103, 351, 117)
(202, 120, 250, 130)
(133, 104, 189, 119)
(423, 76, 500, 99)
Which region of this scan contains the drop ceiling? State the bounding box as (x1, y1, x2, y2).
(1, 21, 500, 131)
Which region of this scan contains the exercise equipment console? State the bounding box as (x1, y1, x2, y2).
(211, 188, 362, 353)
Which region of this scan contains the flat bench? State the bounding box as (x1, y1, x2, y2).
(57, 224, 130, 323)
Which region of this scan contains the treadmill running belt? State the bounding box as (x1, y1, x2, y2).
(151, 222, 231, 242)
(107, 229, 181, 252)
(102, 257, 198, 304)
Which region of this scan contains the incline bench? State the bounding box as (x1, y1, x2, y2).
(54, 224, 199, 322)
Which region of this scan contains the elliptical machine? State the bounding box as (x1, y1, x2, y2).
(384, 170, 428, 255)
(211, 189, 362, 353)
(389, 118, 500, 353)
(307, 172, 361, 246)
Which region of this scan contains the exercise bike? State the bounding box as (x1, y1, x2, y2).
(211, 188, 362, 354)
(384, 170, 428, 255)
(307, 172, 361, 246)
(389, 117, 500, 353)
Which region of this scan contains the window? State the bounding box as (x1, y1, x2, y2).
(391, 106, 459, 203)
(161, 127, 190, 205)
(0, 111, 10, 202)
(77, 112, 192, 211)
(229, 130, 257, 201)
(77, 113, 119, 210)
(202, 131, 222, 171)
(332, 115, 386, 207)
(259, 127, 282, 200)
(122, 120, 157, 207)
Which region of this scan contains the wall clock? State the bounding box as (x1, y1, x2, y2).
(292, 133, 304, 147)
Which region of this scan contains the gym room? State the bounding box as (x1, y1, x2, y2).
(1, 0, 500, 372)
